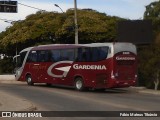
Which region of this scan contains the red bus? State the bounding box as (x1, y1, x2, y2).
(15, 43, 137, 90)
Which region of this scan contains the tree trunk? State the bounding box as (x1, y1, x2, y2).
(154, 71, 159, 90)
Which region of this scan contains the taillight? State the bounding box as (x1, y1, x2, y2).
(111, 71, 118, 79)
(111, 71, 115, 79)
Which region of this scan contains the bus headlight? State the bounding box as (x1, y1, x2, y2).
(16, 69, 21, 76)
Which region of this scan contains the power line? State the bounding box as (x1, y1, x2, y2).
(0, 18, 21, 24)
(0, 18, 14, 22)
(18, 2, 46, 12)
(0, 2, 47, 24)
(0, 18, 12, 21)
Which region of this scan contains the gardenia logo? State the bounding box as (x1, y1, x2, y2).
(73, 64, 107, 70)
(116, 57, 135, 60)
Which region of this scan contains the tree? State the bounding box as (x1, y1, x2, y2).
(139, 1, 160, 90)
(0, 57, 14, 74)
(0, 11, 65, 56)
(0, 9, 122, 56)
(59, 9, 121, 43)
(138, 45, 160, 90)
(0, 9, 123, 74)
(144, 1, 160, 43)
(144, 1, 160, 19)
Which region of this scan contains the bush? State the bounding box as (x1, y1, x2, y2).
(0, 57, 14, 74)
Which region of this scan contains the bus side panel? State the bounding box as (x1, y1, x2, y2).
(66, 58, 113, 89)
(19, 62, 39, 82)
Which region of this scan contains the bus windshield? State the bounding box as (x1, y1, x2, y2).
(13, 55, 20, 67)
(19, 51, 27, 67)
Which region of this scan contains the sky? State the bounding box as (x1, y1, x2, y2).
(0, 0, 158, 32)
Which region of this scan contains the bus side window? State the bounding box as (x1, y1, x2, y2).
(61, 49, 75, 61)
(91, 47, 109, 61)
(67, 49, 75, 61)
(76, 48, 83, 61)
(108, 47, 111, 54)
(99, 47, 108, 60)
(84, 48, 91, 62)
(61, 49, 69, 61)
(50, 50, 61, 62)
(76, 48, 91, 62)
(92, 47, 99, 61)
(27, 51, 38, 62)
(37, 50, 49, 62)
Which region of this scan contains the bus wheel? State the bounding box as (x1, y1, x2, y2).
(26, 75, 34, 86)
(95, 88, 106, 92)
(74, 77, 85, 91)
(46, 83, 52, 86)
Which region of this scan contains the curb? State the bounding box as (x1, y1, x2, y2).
(125, 86, 146, 93)
(129, 87, 160, 95)
(124, 87, 160, 95)
(0, 75, 15, 81)
(138, 90, 160, 95)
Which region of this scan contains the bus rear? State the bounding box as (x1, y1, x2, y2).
(109, 43, 137, 88)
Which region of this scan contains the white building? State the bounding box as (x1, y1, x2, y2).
(0, 54, 4, 59)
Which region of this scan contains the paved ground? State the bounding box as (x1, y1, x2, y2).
(0, 75, 36, 111)
(0, 75, 160, 111)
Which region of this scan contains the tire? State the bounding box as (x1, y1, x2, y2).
(74, 77, 85, 91)
(26, 75, 34, 86)
(46, 83, 52, 86)
(95, 88, 106, 92)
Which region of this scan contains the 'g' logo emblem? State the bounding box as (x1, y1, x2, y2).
(47, 61, 73, 78)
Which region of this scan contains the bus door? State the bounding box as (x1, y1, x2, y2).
(26, 50, 40, 82)
(36, 50, 50, 83)
(114, 51, 137, 81)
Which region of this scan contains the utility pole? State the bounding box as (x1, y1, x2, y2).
(74, 0, 78, 44)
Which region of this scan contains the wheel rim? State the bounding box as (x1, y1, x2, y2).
(76, 80, 82, 90)
(27, 77, 32, 83)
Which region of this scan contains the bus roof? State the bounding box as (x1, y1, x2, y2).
(13, 54, 20, 60)
(32, 43, 114, 51)
(32, 44, 80, 51)
(19, 42, 136, 54)
(20, 47, 33, 54)
(113, 42, 136, 54)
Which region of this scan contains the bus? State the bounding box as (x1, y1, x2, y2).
(14, 43, 137, 91)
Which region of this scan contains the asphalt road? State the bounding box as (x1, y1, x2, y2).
(0, 82, 160, 120)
